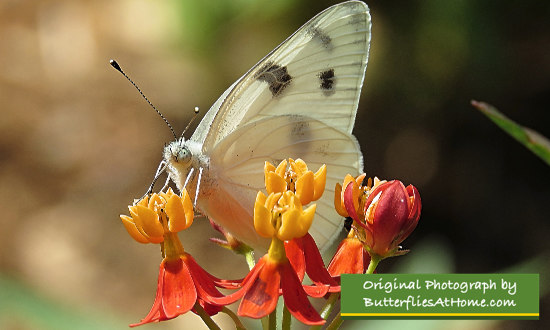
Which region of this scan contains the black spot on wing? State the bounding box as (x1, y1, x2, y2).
(319, 69, 336, 96)
(255, 62, 292, 97)
(307, 27, 332, 49)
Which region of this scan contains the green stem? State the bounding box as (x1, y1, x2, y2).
(310, 292, 340, 330)
(366, 254, 381, 274)
(193, 303, 221, 330)
(221, 307, 246, 330)
(268, 308, 277, 330)
(282, 305, 291, 330)
(326, 314, 343, 330)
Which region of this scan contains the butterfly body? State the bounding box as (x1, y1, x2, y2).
(163, 1, 371, 251)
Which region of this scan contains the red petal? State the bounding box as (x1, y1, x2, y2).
(328, 238, 368, 277)
(280, 262, 324, 325)
(343, 182, 361, 223)
(162, 257, 197, 318)
(182, 254, 224, 315)
(238, 258, 281, 319)
(302, 284, 331, 297)
(238, 258, 280, 319)
(205, 256, 267, 306)
(369, 181, 410, 254)
(300, 234, 338, 286)
(285, 238, 306, 281)
(130, 262, 168, 327)
(400, 185, 421, 240)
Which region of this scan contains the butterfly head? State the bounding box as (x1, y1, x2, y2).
(164, 138, 192, 167)
(162, 137, 205, 196)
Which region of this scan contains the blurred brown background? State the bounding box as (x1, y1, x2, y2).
(0, 0, 548, 329)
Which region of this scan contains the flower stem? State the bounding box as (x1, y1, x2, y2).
(366, 254, 381, 274)
(282, 305, 291, 330)
(326, 313, 343, 330)
(193, 303, 221, 330)
(221, 307, 246, 330)
(268, 308, 277, 330)
(309, 292, 339, 330)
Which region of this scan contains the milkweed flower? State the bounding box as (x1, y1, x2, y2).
(264, 159, 336, 286)
(339, 176, 421, 259)
(208, 189, 325, 325)
(120, 188, 239, 327)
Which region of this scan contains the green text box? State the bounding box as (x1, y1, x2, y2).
(341, 274, 539, 320)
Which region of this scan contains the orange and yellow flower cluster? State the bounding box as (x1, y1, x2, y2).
(119, 158, 421, 328)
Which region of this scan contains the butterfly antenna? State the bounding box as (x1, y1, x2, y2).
(180, 107, 200, 139)
(109, 59, 177, 140)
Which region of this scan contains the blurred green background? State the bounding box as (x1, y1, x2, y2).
(0, 0, 548, 329)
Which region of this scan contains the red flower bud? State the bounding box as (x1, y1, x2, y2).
(346, 180, 421, 258)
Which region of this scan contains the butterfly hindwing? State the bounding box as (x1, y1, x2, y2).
(203, 115, 363, 250)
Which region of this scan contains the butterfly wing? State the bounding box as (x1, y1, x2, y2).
(187, 1, 371, 250)
(199, 115, 362, 250)
(191, 0, 371, 149)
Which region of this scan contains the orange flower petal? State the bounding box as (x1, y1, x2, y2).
(133, 205, 164, 239)
(266, 172, 287, 194)
(254, 191, 274, 238)
(280, 262, 324, 325)
(120, 215, 150, 244)
(162, 258, 197, 318)
(275, 159, 287, 177)
(295, 171, 314, 205)
(290, 158, 308, 177)
(312, 164, 327, 201)
(334, 183, 348, 217)
(165, 190, 194, 233)
(238, 259, 281, 319)
(327, 237, 369, 277)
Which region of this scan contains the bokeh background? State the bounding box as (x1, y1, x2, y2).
(0, 0, 548, 329)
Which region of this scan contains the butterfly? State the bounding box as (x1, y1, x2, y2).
(162, 1, 371, 251)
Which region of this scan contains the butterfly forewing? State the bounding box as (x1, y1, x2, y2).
(200, 1, 371, 151)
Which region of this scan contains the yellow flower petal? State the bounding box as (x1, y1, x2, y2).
(295, 171, 314, 205)
(135, 197, 148, 207)
(278, 203, 316, 241)
(254, 191, 275, 238)
(264, 161, 276, 175)
(266, 192, 282, 211)
(266, 171, 287, 194)
(355, 173, 366, 187)
(290, 158, 308, 177)
(120, 215, 150, 244)
(334, 182, 348, 217)
(312, 164, 327, 201)
(165, 190, 194, 232)
(278, 208, 302, 241)
(275, 159, 287, 177)
(133, 205, 164, 239)
(300, 204, 317, 235)
(147, 193, 164, 212)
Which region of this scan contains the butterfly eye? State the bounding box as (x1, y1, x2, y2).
(174, 146, 192, 165)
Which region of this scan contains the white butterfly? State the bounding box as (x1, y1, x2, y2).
(162, 1, 371, 251)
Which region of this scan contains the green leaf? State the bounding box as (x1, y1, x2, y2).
(472, 100, 550, 166)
